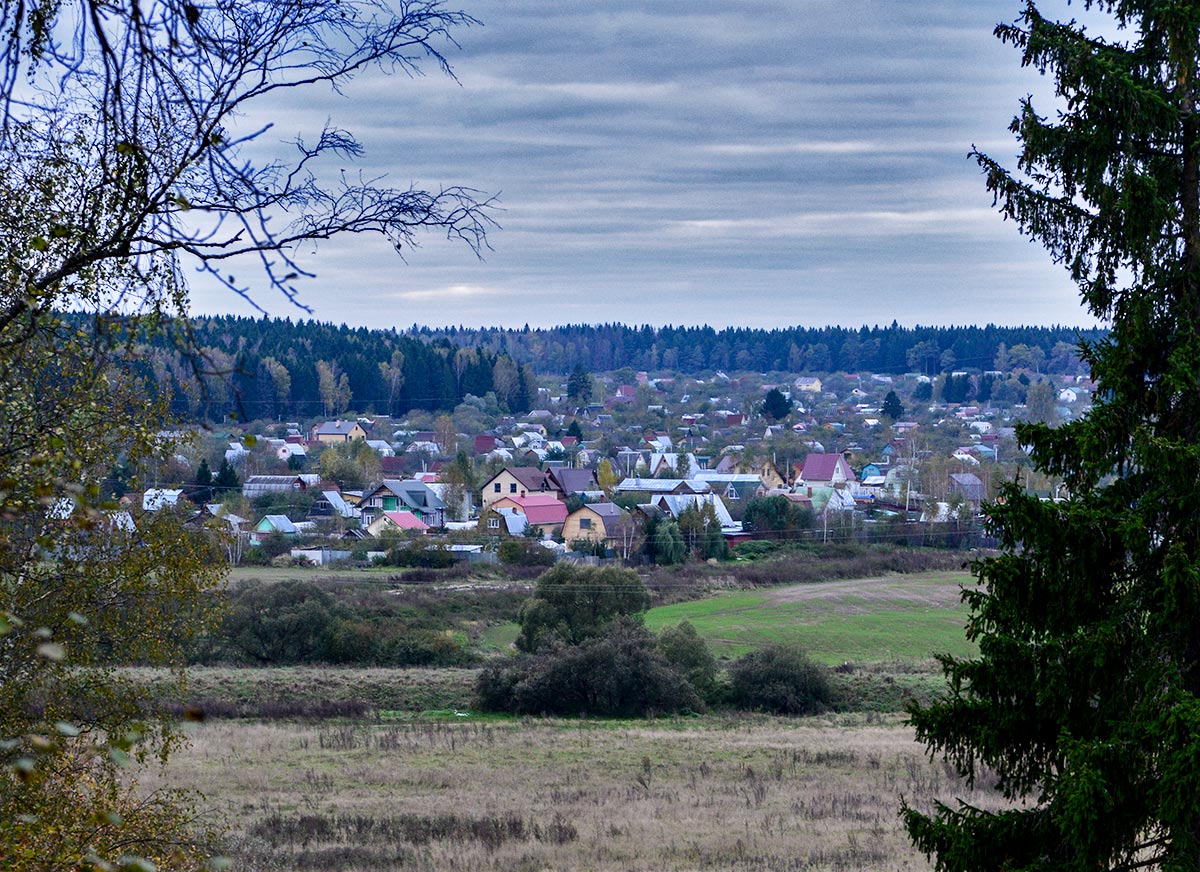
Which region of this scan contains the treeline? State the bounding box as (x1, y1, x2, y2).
(86, 314, 1105, 422)
(419, 321, 1106, 376)
(107, 315, 538, 422)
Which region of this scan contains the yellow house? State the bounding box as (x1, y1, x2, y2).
(480, 466, 551, 510)
(561, 502, 627, 546)
(794, 376, 822, 394)
(311, 420, 368, 443)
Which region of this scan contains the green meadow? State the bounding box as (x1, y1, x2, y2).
(643, 570, 976, 664)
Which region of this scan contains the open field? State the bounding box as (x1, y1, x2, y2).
(147, 714, 1002, 871)
(643, 570, 976, 663)
(227, 565, 404, 585)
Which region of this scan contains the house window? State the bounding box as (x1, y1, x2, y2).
(727, 487, 739, 500)
(509, 483, 517, 493)
(494, 483, 501, 493)
(579, 518, 592, 530)
(488, 517, 500, 529)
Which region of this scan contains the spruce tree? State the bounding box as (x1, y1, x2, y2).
(213, 458, 241, 496)
(905, 5, 1200, 870)
(881, 390, 904, 420)
(192, 457, 213, 504)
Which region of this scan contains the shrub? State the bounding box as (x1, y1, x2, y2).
(385, 543, 456, 568)
(476, 621, 702, 717)
(498, 539, 556, 566)
(515, 563, 651, 652)
(657, 621, 719, 703)
(220, 580, 339, 664)
(728, 646, 833, 715)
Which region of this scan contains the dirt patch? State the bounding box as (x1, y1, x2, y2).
(766, 575, 967, 610)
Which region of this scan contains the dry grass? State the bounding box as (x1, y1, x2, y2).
(147, 714, 1004, 871)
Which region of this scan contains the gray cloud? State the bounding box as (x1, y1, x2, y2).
(192, 0, 1101, 329)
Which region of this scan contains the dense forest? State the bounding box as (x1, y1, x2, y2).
(112, 316, 1105, 422)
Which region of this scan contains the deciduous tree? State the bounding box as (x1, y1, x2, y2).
(515, 564, 651, 652)
(0, 0, 492, 865)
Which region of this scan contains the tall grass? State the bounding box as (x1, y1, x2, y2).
(144, 716, 1003, 872)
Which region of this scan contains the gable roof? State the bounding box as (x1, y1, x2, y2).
(615, 477, 708, 495)
(948, 472, 985, 502)
(367, 479, 446, 511)
(142, 488, 183, 511)
(473, 434, 502, 454)
(546, 467, 599, 495)
(495, 493, 568, 526)
(314, 420, 362, 437)
(649, 493, 735, 529)
(491, 506, 529, 536)
(799, 453, 856, 483)
(379, 511, 429, 531)
(258, 514, 298, 534)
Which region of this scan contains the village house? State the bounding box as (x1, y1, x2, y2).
(794, 453, 857, 491)
(359, 479, 446, 527)
(242, 474, 322, 501)
(561, 502, 629, 548)
(487, 493, 568, 538)
(310, 420, 368, 443)
(479, 467, 553, 510)
(366, 510, 430, 537)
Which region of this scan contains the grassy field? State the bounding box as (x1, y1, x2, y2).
(643, 570, 976, 663)
(227, 565, 402, 584)
(147, 714, 1002, 871)
(477, 570, 975, 664)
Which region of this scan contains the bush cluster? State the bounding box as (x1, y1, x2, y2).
(190, 580, 527, 667)
(375, 543, 457, 569)
(497, 540, 556, 566)
(476, 620, 702, 717)
(727, 645, 834, 715)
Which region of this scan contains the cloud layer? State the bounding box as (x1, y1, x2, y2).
(191, 0, 1104, 329)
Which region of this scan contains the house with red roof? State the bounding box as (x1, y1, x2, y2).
(365, 510, 429, 537)
(488, 493, 568, 537)
(795, 453, 857, 490)
(473, 434, 503, 455)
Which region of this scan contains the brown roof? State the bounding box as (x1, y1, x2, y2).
(547, 467, 598, 494)
(506, 467, 551, 491)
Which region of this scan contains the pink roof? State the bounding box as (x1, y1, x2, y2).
(498, 493, 568, 526)
(800, 453, 856, 482)
(382, 511, 429, 531)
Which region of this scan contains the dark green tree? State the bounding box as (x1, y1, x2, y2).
(759, 387, 793, 421)
(881, 390, 904, 420)
(905, 5, 1200, 870)
(213, 457, 241, 495)
(192, 457, 213, 504)
(566, 364, 593, 404)
(742, 495, 812, 540)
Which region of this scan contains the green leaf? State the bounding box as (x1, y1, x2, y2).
(30, 236, 49, 251)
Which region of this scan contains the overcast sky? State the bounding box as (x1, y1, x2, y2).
(191, 1, 1110, 331)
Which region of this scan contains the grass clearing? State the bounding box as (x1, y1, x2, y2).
(147, 714, 1005, 871)
(644, 570, 976, 663)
